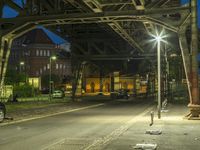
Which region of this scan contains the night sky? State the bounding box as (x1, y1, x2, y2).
(1, 0, 200, 44)
(181, 0, 200, 27)
(2, 0, 66, 44)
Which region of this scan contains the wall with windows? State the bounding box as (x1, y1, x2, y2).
(8, 29, 71, 90)
(84, 76, 148, 95)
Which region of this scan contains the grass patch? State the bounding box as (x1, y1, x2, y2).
(5, 99, 70, 113)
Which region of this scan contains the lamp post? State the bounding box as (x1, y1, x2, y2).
(155, 36, 161, 119)
(49, 56, 56, 100)
(150, 30, 167, 119)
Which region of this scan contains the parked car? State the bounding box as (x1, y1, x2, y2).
(110, 89, 130, 99)
(116, 89, 130, 99)
(0, 102, 6, 122)
(52, 90, 64, 98)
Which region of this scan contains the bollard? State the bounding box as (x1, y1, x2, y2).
(150, 111, 154, 126)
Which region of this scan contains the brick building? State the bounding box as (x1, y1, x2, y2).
(9, 28, 71, 89)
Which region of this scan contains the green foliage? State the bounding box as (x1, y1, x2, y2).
(14, 84, 34, 97)
(41, 74, 60, 87)
(62, 75, 73, 84)
(5, 69, 27, 85)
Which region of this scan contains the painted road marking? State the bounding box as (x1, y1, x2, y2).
(41, 138, 66, 150)
(0, 103, 105, 127)
(83, 106, 154, 150)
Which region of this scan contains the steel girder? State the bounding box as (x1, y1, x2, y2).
(178, 14, 192, 104)
(0, 0, 193, 99)
(82, 0, 144, 52)
(0, 6, 189, 27)
(74, 54, 156, 60)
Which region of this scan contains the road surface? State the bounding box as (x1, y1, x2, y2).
(0, 99, 200, 150)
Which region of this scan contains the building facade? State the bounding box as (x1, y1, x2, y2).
(84, 75, 149, 95)
(9, 28, 71, 90)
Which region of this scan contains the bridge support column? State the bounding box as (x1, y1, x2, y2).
(0, 36, 13, 99)
(188, 0, 200, 118)
(71, 60, 86, 101)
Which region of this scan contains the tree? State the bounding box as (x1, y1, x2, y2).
(41, 74, 60, 88)
(62, 75, 73, 84)
(14, 84, 34, 97)
(5, 69, 27, 85)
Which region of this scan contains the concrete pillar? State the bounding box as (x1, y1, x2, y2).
(188, 0, 200, 117)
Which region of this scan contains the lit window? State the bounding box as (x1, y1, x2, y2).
(40, 50, 43, 56)
(60, 64, 62, 69)
(44, 66, 46, 71)
(47, 64, 50, 69)
(47, 50, 50, 56)
(43, 50, 46, 56)
(36, 50, 39, 56)
(56, 64, 59, 69)
(40, 68, 42, 74)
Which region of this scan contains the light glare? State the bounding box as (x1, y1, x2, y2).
(149, 29, 167, 44)
(20, 61, 24, 65)
(51, 56, 57, 60)
(155, 36, 161, 42)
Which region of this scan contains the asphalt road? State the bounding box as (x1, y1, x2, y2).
(0, 99, 200, 150)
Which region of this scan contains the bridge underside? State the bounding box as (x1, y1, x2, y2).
(0, 0, 199, 117)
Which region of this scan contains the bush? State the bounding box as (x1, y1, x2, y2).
(14, 84, 34, 97)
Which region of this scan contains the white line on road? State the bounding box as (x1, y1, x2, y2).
(41, 138, 66, 150)
(83, 106, 154, 150)
(0, 103, 105, 127)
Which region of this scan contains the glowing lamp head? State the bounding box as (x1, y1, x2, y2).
(155, 36, 162, 42)
(51, 56, 57, 60)
(20, 61, 25, 65)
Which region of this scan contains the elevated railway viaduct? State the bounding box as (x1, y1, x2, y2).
(0, 0, 199, 118)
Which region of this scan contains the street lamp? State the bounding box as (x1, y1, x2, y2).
(156, 36, 161, 119)
(49, 55, 57, 100)
(19, 61, 25, 73)
(151, 31, 167, 119)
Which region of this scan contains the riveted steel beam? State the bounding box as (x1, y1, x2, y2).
(0, 6, 189, 24)
(1, 6, 187, 44)
(74, 53, 156, 60)
(178, 14, 192, 104)
(6, 0, 24, 13)
(108, 22, 144, 52)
